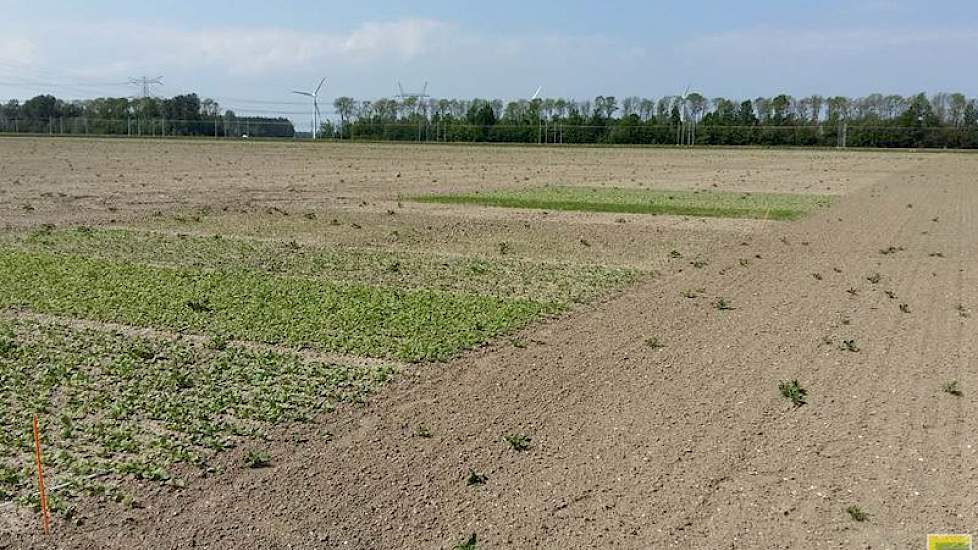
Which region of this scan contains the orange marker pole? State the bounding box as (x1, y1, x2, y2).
(32, 415, 50, 536)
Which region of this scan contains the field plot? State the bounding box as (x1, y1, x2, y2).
(2, 138, 976, 549)
(413, 186, 833, 220)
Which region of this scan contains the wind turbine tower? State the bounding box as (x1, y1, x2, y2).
(292, 76, 327, 139)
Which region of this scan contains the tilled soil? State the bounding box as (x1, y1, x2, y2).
(2, 141, 976, 548)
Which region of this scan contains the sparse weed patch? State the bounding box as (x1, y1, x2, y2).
(454, 534, 478, 550)
(645, 337, 665, 350)
(866, 273, 882, 284)
(841, 339, 860, 352)
(713, 297, 735, 311)
(466, 470, 488, 486)
(846, 505, 869, 522)
(504, 433, 531, 451)
(943, 380, 963, 397)
(244, 449, 271, 469)
(778, 380, 808, 407)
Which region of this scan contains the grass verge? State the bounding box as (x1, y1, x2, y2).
(0, 249, 551, 362)
(411, 186, 832, 220)
(0, 318, 395, 514)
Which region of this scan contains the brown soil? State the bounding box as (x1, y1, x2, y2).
(2, 138, 976, 548)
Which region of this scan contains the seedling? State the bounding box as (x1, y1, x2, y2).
(185, 299, 212, 313)
(243, 449, 271, 469)
(681, 288, 704, 299)
(505, 433, 531, 451)
(510, 337, 527, 349)
(841, 316, 851, 325)
(690, 259, 708, 269)
(713, 297, 735, 310)
(466, 470, 488, 486)
(498, 242, 511, 255)
(846, 287, 858, 296)
(884, 290, 896, 299)
(415, 424, 433, 438)
(644, 337, 665, 350)
(866, 273, 881, 284)
(943, 381, 963, 397)
(205, 335, 229, 351)
(879, 246, 903, 255)
(454, 534, 478, 550)
(812, 273, 822, 281)
(958, 304, 971, 318)
(841, 339, 860, 352)
(929, 252, 945, 258)
(846, 505, 868, 522)
(385, 260, 401, 273)
(579, 238, 591, 247)
(739, 258, 751, 267)
(899, 303, 911, 314)
(0, 332, 17, 356)
(778, 380, 807, 407)
(669, 250, 682, 259)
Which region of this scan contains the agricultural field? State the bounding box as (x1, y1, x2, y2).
(1, 137, 977, 549)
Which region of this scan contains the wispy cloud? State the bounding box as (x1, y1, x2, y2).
(0, 37, 37, 66)
(682, 26, 978, 57)
(53, 18, 453, 76)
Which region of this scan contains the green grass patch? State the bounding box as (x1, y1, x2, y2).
(0, 249, 551, 362)
(4, 228, 637, 305)
(0, 318, 395, 510)
(411, 186, 832, 220)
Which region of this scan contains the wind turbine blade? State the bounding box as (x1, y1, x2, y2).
(292, 90, 314, 97)
(316, 77, 327, 95)
(422, 81, 428, 96)
(531, 86, 542, 100)
(397, 81, 405, 97)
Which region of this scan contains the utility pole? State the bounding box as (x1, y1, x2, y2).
(128, 76, 163, 98)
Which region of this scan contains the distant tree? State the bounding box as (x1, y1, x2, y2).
(333, 96, 356, 137)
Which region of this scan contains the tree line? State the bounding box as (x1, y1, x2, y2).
(324, 92, 978, 148)
(0, 94, 294, 138)
(3, 91, 978, 148)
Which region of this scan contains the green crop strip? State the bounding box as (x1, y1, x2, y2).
(0, 318, 395, 513)
(411, 187, 833, 220)
(0, 249, 551, 362)
(3, 227, 637, 305)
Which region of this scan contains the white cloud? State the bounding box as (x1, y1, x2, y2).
(683, 26, 978, 57)
(51, 18, 453, 77)
(0, 37, 37, 66)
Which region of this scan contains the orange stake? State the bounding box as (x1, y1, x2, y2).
(32, 415, 50, 536)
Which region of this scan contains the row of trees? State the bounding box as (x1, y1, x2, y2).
(3, 91, 978, 148)
(324, 92, 978, 148)
(0, 94, 294, 138)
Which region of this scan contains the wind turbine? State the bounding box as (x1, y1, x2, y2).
(292, 76, 327, 139)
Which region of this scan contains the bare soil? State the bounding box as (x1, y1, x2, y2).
(2, 138, 976, 548)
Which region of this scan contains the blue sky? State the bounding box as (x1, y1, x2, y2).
(1, 0, 977, 123)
